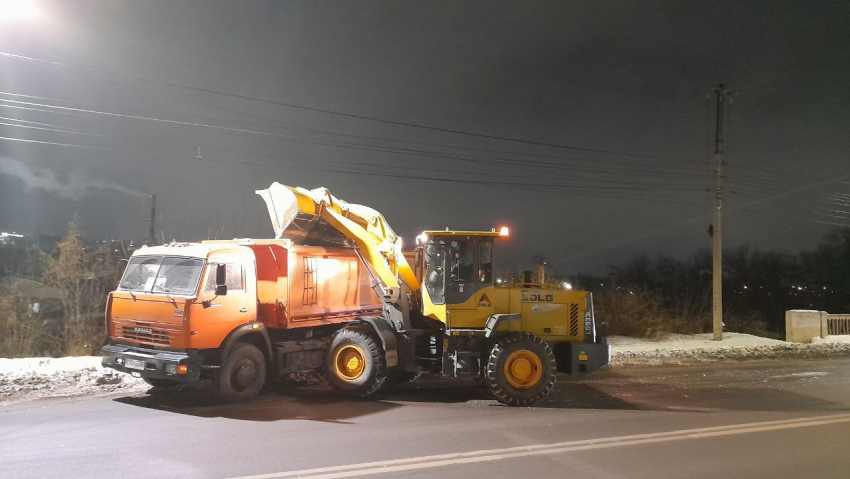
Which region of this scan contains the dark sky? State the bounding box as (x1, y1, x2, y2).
(1, 0, 848, 274)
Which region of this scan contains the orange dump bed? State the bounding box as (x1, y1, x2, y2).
(249, 244, 381, 330)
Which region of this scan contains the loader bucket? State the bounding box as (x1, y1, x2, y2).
(256, 183, 349, 244)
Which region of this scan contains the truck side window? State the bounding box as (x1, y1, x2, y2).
(479, 241, 492, 283)
(449, 241, 474, 283)
(204, 264, 245, 293)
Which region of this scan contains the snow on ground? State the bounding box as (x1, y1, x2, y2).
(609, 332, 783, 352)
(2, 333, 850, 404)
(0, 356, 146, 405)
(610, 333, 850, 367)
(811, 335, 850, 344)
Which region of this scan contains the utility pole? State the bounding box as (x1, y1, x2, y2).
(711, 84, 733, 341)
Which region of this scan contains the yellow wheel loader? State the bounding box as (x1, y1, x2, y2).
(257, 183, 609, 406)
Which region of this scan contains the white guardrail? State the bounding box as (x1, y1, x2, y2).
(786, 310, 850, 343)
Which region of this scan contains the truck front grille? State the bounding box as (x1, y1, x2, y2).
(121, 324, 171, 345)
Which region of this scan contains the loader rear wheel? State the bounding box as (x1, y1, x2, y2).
(326, 327, 386, 397)
(485, 332, 556, 406)
(213, 342, 267, 402)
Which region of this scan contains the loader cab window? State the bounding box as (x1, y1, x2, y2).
(479, 241, 493, 283)
(449, 241, 474, 283)
(424, 243, 446, 305)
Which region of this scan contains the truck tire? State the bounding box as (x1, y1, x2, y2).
(385, 371, 424, 386)
(213, 342, 267, 402)
(325, 326, 386, 397)
(143, 377, 179, 389)
(485, 332, 556, 406)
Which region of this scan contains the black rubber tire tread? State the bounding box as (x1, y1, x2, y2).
(142, 377, 180, 388)
(485, 332, 557, 406)
(325, 326, 386, 397)
(384, 371, 424, 386)
(213, 342, 267, 403)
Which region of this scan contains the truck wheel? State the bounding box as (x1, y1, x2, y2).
(143, 377, 179, 389)
(485, 332, 556, 406)
(326, 327, 386, 397)
(385, 371, 424, 386)
(213, 342, 267, 402)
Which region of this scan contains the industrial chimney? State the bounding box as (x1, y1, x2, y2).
(148, 194, 156, 246)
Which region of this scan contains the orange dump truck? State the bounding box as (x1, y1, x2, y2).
(101, 239, 381, 400)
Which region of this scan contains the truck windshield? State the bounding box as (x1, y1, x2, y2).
(118, 256, 205, 295)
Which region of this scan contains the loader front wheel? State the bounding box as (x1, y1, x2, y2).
(485, 332, 556, 406)
(326, 327, 386, 397)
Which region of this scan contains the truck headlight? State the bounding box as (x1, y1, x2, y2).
(166, 364, 178, 375)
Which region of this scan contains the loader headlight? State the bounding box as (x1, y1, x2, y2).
(166, 364, 178, 375)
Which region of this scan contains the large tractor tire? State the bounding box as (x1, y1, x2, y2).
(485, 332, 557, 406)
(325, 326, 386, 397)
(213, 342, 267, 402)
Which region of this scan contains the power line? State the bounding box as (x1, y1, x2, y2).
(0, 50, 702, 163)
(0, 94, 809, 188)
(0, 120, 711, 195)
(0, 135, 707, 204)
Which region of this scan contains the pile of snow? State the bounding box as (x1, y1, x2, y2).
(610, 332, 850, 367)
(811, 335, 850, 344)
(0, 356, 146, 405)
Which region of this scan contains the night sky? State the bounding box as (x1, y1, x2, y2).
(1, 0, 848, 274)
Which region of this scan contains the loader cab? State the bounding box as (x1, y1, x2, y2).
(418, 229, 507, 328)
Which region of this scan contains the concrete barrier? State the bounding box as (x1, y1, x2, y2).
(785, 310, 825, 343)
(826, 314, 850, 336)
(786, 310, 850, 343)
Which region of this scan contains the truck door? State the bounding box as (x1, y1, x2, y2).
(193, 256, 256, 349)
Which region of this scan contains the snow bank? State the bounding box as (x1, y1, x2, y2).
(609, 332, 783, 352)
(0, 356, 146, 405)
(610, 333, 850, 367)
(811, 335, 850, 344)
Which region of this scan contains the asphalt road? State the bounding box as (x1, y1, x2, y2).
(2, 359, 850, 479)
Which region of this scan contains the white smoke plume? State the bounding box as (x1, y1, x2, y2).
(0, 156, 148, 199)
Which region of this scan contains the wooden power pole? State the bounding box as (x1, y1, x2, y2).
(711, 84, 733, 341)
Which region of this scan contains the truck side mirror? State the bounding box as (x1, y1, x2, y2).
(215, 263, 228, 296)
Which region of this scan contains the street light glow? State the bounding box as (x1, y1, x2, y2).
(0, 0, 42, 23)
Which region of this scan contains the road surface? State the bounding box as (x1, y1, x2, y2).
(2, 359, 849, 479)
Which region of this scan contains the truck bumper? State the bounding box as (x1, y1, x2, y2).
(101, 344, 202, 382)
(554, 341, 611, 376)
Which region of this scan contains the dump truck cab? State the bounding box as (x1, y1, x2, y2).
(102, 243, 260, 383)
